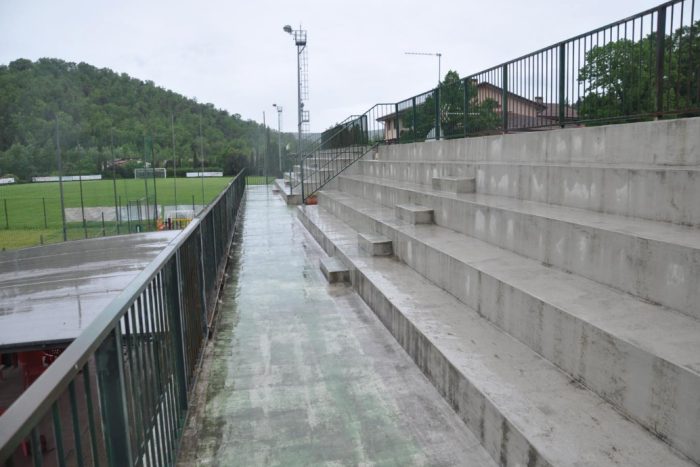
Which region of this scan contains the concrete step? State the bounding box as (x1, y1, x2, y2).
(315, 189, 700, 464)
(358, 232, 393, 256)
(395, 203, 433, 224)
(297, 203, 695, 467)
(376, 117, 700, 165)
(336, 174, 700, 320)
(350, 159, 700, 227)
(319, 256, 349, 283)
(432, 176, 476, 193)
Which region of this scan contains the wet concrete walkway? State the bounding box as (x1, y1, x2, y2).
(177, 186, 495, 466)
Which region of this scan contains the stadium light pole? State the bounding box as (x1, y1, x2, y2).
(272, 104, 283, 175)
(283, 24, 306, 199)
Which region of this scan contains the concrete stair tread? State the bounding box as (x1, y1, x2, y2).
(319, 189, 700, 374)
(298, 204, 694, 467)
(361, 159, 700, 171)
(340, 174, 700, 250)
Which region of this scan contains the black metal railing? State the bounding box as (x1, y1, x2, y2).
(292, 0, 698, 201)
(0, 170, 246, 466)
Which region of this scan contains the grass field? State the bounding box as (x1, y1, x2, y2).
(244, 176, 274, 185)
(0, 177, 236, 251)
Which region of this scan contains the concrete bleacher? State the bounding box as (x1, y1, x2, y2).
(298, 118, 700, 466)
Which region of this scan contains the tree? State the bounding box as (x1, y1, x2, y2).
(400, 70, 501, 142)
(577, 20, 700, 121)
(0, 58, 268, 180)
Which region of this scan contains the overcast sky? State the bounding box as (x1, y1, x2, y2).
(1, 0, 664, 133)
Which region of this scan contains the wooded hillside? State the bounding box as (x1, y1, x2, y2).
(0, 58, 287, 180)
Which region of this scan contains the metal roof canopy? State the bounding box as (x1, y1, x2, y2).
(0, 231, 180, 352)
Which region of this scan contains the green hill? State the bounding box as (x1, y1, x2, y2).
(0, 58, 286, 181)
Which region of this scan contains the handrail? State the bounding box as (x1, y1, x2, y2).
(0, 170, 247, 465)
(291, 0, 698, 200)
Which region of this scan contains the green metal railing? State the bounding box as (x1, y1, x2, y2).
(0, 170, 246, 466)
(293, 0, 699, 202)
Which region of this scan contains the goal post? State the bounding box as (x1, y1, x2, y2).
(134, 168, 167, 179)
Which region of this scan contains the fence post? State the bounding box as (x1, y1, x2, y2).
(463, 78, 469, 137)
(559, 43, 566, 127)
(502, 64, 509, 132)
(95, 328, 134, 466)
(655, 6, 667, 117)
(196, 225, 208, 335)
(412, 97, 417, 142)
(434, 86, 441, 140)
(395, 103, 400, 143)
(300, 156, 305, 203)
(168, 254, 189, 410)
(3, 199, 7, 229)
(42, 197, 47, 228)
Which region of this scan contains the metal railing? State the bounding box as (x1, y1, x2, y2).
(293, 0, 699, 201)
(0, 170, 246, 466)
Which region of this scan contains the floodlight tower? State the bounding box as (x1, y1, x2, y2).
(283, 24, 309, 199)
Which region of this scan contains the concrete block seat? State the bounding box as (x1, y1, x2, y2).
(319, 256, 349, 283)
(352, 159, 700, 226)
(297, 203, 695, 467)
(273, 179, 301, 205)
(335, 174, 700, 321)
(395, 203, 434, 224)
(358, 232, 393, 256)
(273, 178, 288, 192)
(313, 189, 700, 464)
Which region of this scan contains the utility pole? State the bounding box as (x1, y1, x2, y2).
(273, 104, 283, 175)
(111, 128, 119, 228)
(263, 111, 267, 184)
(171, 113, 177, 208)
(199, 112, 205, 208)
(55, 116, 67, 242)
(406, 51, 443, 139)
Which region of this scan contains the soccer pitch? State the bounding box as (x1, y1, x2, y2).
(0, 177, 234, 250)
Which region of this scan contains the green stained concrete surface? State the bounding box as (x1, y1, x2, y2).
(177, 186, 495, 467)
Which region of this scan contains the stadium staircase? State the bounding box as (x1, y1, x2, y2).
(296, 117, 700, 466)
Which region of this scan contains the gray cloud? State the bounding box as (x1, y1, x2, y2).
(1, 0, 664, 132)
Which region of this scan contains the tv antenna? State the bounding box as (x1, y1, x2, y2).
(405, 51, 442, 85)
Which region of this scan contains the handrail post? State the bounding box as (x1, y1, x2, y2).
(559, 43, 566, 127)
(463, 78, 469, 137)
(96, 328, 134, 466)
(412, 97, 416, 142)
(301, 156, 305, 202)
(168, 253, 189, 410)
(434, 86, 441, 140)
(502, 64, 509, 133)
(395, 103, 400, 143)
(197, 225, 208, 334)
(655, 6, 667, 117)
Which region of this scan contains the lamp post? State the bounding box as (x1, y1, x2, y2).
(283, 24, 307, 200)
(272, 104, 283, 176)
